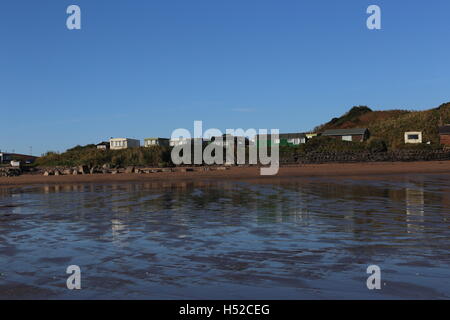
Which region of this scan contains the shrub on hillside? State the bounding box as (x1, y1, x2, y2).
(365, 137, 387, 153)
(36, 145, 171, 168)
(300, 136, 367, 153)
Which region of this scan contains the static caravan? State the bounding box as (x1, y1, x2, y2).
(109, 138, 140, 150)
(256, 133, 307, 147)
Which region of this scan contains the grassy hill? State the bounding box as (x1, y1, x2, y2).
(314, 102, 450, 149)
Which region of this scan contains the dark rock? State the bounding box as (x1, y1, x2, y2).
(79, 165, 89, 174)
(125, 166, 135, 174)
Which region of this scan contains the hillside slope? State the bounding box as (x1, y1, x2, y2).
(314, 102, 450, 149)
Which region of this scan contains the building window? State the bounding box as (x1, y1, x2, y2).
(342, 136, 352, 142)
(408, 134, 419, 140)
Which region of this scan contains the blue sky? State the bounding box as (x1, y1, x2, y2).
(1, 0, 449, 155)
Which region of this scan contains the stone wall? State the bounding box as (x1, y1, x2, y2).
(281, 150, 450, 164)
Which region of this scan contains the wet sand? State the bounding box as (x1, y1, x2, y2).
(1, 170, 449, 299)
(1, 161, 450, 187)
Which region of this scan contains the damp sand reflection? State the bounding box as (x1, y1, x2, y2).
(0, 175, 449, 299)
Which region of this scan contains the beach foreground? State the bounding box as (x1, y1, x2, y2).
(1, 169, 449, 299)
(1, 160, 450, 187)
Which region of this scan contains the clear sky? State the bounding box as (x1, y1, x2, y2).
(1, 0, 449, 155)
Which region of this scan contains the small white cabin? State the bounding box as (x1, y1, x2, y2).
(404, 132, 423, 144)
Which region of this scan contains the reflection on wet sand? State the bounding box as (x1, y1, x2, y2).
(111, 219, 129, 247)
(406, 186, 425, 234)
(0, 174, 449, 299)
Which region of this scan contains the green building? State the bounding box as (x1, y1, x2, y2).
(256, 133, 307, 147)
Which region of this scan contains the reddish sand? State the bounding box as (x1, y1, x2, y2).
(1, 161, 450, 187)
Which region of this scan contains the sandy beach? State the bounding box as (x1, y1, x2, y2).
(1, 160, 450, 187)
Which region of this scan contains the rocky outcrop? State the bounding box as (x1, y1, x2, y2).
(78, 165, 89, 175)
(0, 167, 22, 177)
(125, 166, 135, 174)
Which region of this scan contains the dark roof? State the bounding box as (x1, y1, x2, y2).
(96, 141, 110, 146)
(0, 153, 38, 159)
(256, 133, 306, 139)
(438, 125, 450, 135)
(280, 133, 306, 139)
(212, 134, 249, 140)
(322, 128, 369, 136)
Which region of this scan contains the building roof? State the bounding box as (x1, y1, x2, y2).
(256, 133, 306, 139)
(109, 137, 139, 141)
(322, 128, 368, 136)
(211, 134, 250, 140)
(96, 141, 110, 146)
(438, 125, 450, 135)
(144, 137, 169, 140)
(0, 153, 38, 160)
(280, 133, 306, 139)
(170, 137, 211, 142)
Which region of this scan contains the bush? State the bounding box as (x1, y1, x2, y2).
(365, 138, 387, 153)
(299, 136, 366, 153)
(36, 145, 172, 168)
